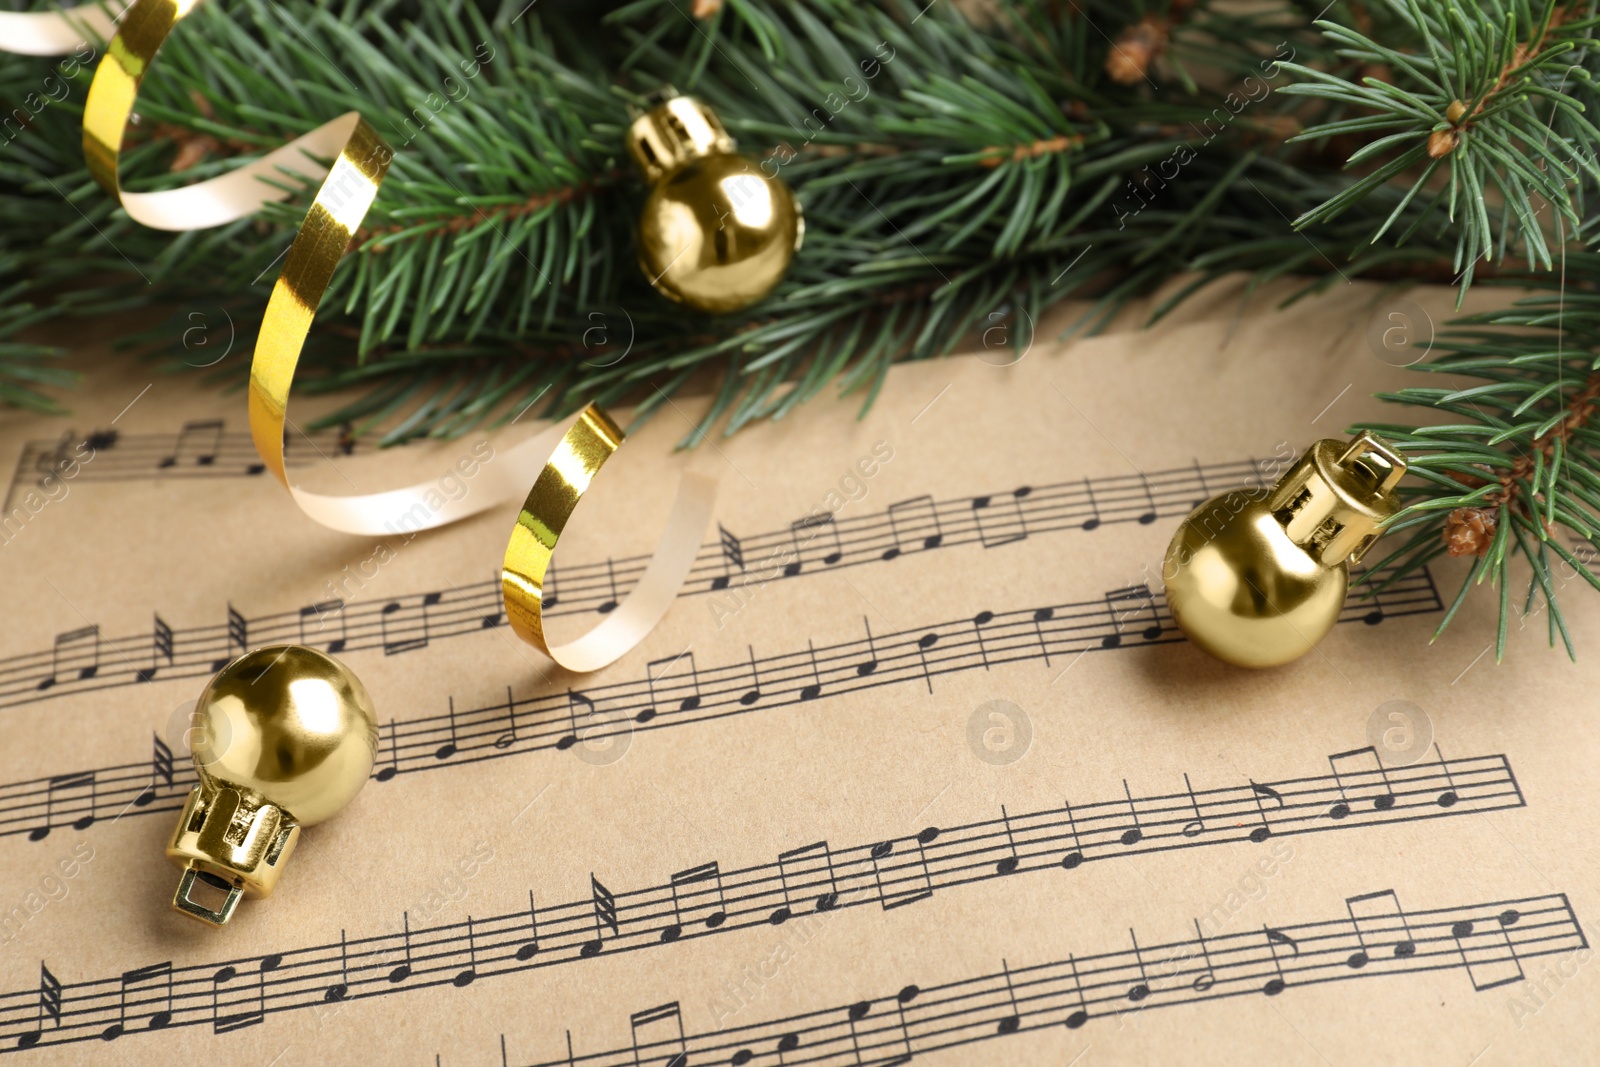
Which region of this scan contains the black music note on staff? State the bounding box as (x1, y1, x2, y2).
(882, 495, 943, 559)
(710, 523, 746, 590)
(103, 963, 173, 1040)
(37, 626, 99, 691)
(663, 862, 728, 942)
(136, 615, 173, 683)
(136, 735, 173, 808)
(0, 455, 1443, 713)
(14, 963, 61, 1049)
(499, 892, 1584, 1067)
(0, 758, 1539, 1054)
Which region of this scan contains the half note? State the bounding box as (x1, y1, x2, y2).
(1180, 773, 1205, 838)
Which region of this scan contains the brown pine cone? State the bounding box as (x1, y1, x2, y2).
(1443, 507, 1497, 557)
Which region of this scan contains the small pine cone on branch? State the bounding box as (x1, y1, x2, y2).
(1443, 507, 1497, 558)
(1105, 16, 1169, 85)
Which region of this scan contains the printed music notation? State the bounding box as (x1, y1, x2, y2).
(2, 422, 371, 510)
(0, 748, 1528, 1052)
(498, 892, 1581, 1067)
(0, 569, 1442, 842)
(0, 451, 1428, 712)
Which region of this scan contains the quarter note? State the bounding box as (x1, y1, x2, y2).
(454, 917, 478, 987)
(710, 522, 746, 591)
(16, 962, 62, 1049)
(857, 618, 879, 676)
(1119, 781, 1144, 845)
(1180, 774, 1205, 837)
(136, 734, 174, 807)
(882, 495, 943, 559)
(596, 558, 619, 614)
(137, 614, 173, 682)
(773, 840, 839, 922)
(972, 610, 995, 669)
(662, 861, 728, 942)
(104, 961, 173, 1039)
(1135, 471, 1158, 524)
(799, 641, 823, 701)
(1262, 927, 1299, 996)
(37, 624, 100, 691)
(996, 959, 1022, 1033)
(436, 696, 459, 759)
(1079, 478, 1102, 531)
(628, 1003, 688, 1067)
(1432, 742, 1460, 807)
(516, 891, 541, 961)
(996, 805, 1020, 874)
(582, 874, 619, 956)
(1126, 930, 1151, 1001)
(914, 631, 940, 693)
(1032, 606, 1054, 666)
(1060, 799, 1086, 869)
(739, 647, 763, 706)
(1247, 779, 1283, 842)
(388, 913, 414, 982)
(326, 931, 350, 1000)
(1064, 954, 1090, 1029)
(375, 721, 400, 781)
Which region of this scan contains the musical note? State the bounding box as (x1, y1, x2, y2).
(494, 686, 520, 749)
(1191, 459, 1211, 508)
(857, 618, 880, 676)
(160, 419, 223, 468)
(210, 605, 248, 671)
(595, 559, 619, 614)
(972, 610, 995, 669)
(995, 960, 1023, 1033)
(913, 631, 940, 693)
(799, 641, 823, 701)
(710, 523, 746, 591)
(1454, 907, 1527, 991)
(30, 771, 96, 840)
(540, 561, 560, 613)
(972, 486, 1031, 549)
(996, 806, 1020, 874)
(37, 625, 100, 691)
(1064, 953, 1090, 1029)
(556, 690, 596, 750)
(388, 914, 414, 982)
(104, 962, 174, 1039)
(1135, 472, 1158, 524)
(1100, 584, 1163, 648)
(380, 593, 438, 655)
(136, 614, 173, 682)
(882, 495, 943, 559)
(1189, 920, 1216, 991)
(516, 891, 541, 961)
(1327, 747, 1396, 817)
(136, 735, 173, 808)
(1060, 799, 1086, 869)
(1126, 930, 1151, 1001)
(432, 697, 461, 760)
(454, 917, 477, 987)
(663, 862, 728, 942)
(211, 956, 271, 1033)
(1181, 774, 1205, 838)
(1032, 606, 1054, 666)
(785, 512, 844, 576)
(629, 1003, 688, 1067)
(582, 875, 619, 956)
(326, 931, 350, 1001)
(639, 650, 702, 724)
(869, 833, 935, 911)
(16, 963, 62, 1049)
(773, 840, 839, 922)
(1262, 927, 1299, 995)
(375, 721, 400, 782)
(1119, 781, 1144, 845)
(1433, 742, 1460, 807)
(1247, 780, 1283, 842)
(1080, 478, 1102, 531)
(1344, 890, 1416, 968)
(739, 647, 763, 706)
(298, 599, 348, 654)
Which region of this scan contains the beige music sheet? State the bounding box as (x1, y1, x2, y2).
(0, 274, 1595, 1066)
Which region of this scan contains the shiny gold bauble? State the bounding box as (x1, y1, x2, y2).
(192, 644, 378, 825)
(1164, 493, 1350, 668)
(1163, 432, 1408, 669)
(629, 95, 803, 314)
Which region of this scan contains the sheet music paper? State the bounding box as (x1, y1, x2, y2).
(1, 275, 1596, 1065)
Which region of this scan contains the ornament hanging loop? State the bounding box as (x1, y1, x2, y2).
(1267, 431, 1407, 567)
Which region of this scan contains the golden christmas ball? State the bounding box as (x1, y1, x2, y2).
(1163, 432, 1407, 669)
(167, 645, 378, 925)
(628, 95, 803, 314)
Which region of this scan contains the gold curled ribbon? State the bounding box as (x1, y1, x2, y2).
(25, 0, 717, 672)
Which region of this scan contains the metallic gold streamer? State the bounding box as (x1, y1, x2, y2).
(7, 0, 715, 672)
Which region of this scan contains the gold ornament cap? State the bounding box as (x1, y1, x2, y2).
(1267, 431, 1407, 566)
(166, 645, 378, 926)
(1163, 432, 1407, 669)
(626, 95, 737, 183)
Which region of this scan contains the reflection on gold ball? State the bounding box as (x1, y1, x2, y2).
(193, 645, 378, 825)
(1164, 493, 1347, 669)
(638, 153, 803, 314)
